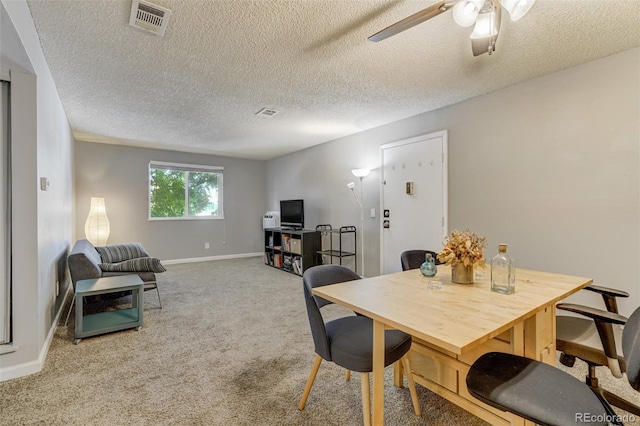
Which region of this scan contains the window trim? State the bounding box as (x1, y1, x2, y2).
(148, 161, 224, 221)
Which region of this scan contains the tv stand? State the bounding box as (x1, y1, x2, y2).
(264, 228, 320, 275)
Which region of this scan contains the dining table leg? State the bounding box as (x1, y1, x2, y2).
(372, 319, 385, 425)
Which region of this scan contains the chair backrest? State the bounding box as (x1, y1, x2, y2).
(623, 306, 640, 391)
(400, 250, 441, 271)
(302, 265, 361, 361)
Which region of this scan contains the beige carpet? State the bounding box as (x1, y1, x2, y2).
(0, 257, 638, 425)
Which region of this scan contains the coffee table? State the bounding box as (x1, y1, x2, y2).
(74, 275, 144, 344)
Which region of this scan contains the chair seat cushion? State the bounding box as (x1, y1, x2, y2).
(325, 316, 411, 372)
(556, 315, 625, 371)
(466, 352, 609, 426)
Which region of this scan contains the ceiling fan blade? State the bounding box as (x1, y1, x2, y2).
(368, 1, 451, 42)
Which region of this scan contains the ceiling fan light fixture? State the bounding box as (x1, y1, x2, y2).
(452, 0, 484, 27)
(368, 0, 531, 57)
(499, 0, 535, 21)
(470, 8, 498, 39)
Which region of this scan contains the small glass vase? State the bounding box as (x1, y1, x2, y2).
(420, 253, 437, 277)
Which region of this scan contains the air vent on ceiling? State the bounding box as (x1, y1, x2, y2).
(129, 0, 171, 36)
(255, 108, 279, 118)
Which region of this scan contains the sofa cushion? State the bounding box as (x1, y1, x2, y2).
(96, 242, 149, 263)
(99, 257, 166, 273)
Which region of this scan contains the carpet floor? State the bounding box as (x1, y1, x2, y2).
(0, 257, 638, 425)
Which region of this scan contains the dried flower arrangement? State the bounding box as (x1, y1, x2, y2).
(437, 229, 487, 267)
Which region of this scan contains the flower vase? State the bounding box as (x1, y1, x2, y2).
(420, 253, 437, 277)
(451, 263, 474, 284)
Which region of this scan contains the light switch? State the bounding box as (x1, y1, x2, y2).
(370, 208, 376, 218)
(40, 177, 50, 191)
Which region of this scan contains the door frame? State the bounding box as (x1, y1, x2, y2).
(0, 71, 11, 346)
(379, 130, 448, 273)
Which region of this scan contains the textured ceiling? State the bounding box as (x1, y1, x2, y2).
(25, 0, 640, 160)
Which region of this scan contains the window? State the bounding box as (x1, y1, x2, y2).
(149, 161, 223, 220)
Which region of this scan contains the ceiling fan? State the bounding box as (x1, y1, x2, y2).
(368, 0, 536, 57)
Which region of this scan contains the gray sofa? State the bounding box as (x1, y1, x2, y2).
(67, 239, 165, 314)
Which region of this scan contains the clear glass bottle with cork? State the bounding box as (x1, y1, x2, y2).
(491, 243, 515, 294)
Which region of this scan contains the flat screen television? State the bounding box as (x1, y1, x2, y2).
(280, 199, 304, 229)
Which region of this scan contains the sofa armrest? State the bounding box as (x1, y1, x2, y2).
(68, 239, 103, 287)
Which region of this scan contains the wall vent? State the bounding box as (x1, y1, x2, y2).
(129, 0, 172, 36)
(255, 108, 279, 118)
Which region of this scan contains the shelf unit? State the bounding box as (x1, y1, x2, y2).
(316, 224, 357, 273)
(264, 228, 320, 276)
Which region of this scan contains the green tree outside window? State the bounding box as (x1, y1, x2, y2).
(149, 164, 222, 219)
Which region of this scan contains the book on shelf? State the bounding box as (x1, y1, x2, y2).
(292, 256, 302, 275)
(282, 234, 291, 252)
(274, 253, 283, 268)
(283, 254, 293, 271)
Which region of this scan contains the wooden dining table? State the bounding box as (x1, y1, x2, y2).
(312, 264, 592, 426)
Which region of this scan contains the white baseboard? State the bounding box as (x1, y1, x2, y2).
(0, 287, 70, 382)
(162, 252, 263, 265)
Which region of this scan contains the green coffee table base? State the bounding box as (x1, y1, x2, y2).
(74, 275, 144, 344)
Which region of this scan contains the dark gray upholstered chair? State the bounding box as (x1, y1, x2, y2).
(400, 249, 443, 271)
(466, 305, 640, 426)
(299, 265, 421, 425)
(556, 285, 640, 416)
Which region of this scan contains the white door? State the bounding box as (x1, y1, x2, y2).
(380, 131, 447, 274)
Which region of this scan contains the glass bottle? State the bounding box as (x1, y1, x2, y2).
(420, 253, 437, 277)
(474, 259, 486, 280)
(491, 244, 515, 294)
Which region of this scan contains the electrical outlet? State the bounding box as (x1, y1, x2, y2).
(370, 208, 376, 218)
(204, 242, 210, 249)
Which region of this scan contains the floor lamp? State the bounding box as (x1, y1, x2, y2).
(85, 197, 110, 246)
(349, 168, 370, 276)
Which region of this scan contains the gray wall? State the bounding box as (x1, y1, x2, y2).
(1, 0, 74, 380)
(266, 47, 640, 317)
(74, 142, 266, 261)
